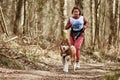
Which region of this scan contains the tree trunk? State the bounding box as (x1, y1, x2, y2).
(14, 0, 25, 35)
(60, 0, 65, 38)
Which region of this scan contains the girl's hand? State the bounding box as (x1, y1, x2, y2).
(83, 25, 87, 30)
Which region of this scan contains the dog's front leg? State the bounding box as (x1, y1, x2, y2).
(73, 62, 76, 71)
(63, 64, 68, 72)
(71, 59, 76, 72)
(63, 56, 69, 72)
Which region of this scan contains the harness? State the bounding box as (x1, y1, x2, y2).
(71, 28, 84, 41)
(62, 48, 70, 59)
(62, 53, 69, 59)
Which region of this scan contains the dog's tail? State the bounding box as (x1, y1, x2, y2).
(63, 30, 68, 40)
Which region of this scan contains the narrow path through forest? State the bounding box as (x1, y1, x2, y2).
(0, 62, 120, 80)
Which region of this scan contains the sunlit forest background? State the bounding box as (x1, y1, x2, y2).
(0, 0, 120, 53)
(0, 0, 120, 80)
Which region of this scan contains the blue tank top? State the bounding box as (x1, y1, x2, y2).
(70, 16, 84, 31)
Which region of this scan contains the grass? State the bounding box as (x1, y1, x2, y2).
(104, 71, 120, 80)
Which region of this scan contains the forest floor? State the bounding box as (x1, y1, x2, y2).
(0, 36, 120, 80)
(0, 63, 120, 80)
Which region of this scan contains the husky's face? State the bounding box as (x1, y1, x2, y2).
(60, 39, 70, 52)
(61, 45, 69, 52)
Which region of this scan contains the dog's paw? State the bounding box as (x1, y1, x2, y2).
(63, 66, 68, 72)
(73, 63, 77, 71)
(63, 69, 68, 72)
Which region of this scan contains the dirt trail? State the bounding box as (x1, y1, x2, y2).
(1, 62, 117, 80)
(0, 44, 120, 80)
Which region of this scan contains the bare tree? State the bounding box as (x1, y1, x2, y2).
(14, 0, 25, 35)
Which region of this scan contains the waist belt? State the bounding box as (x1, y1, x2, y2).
(71, 28, 84, 41)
